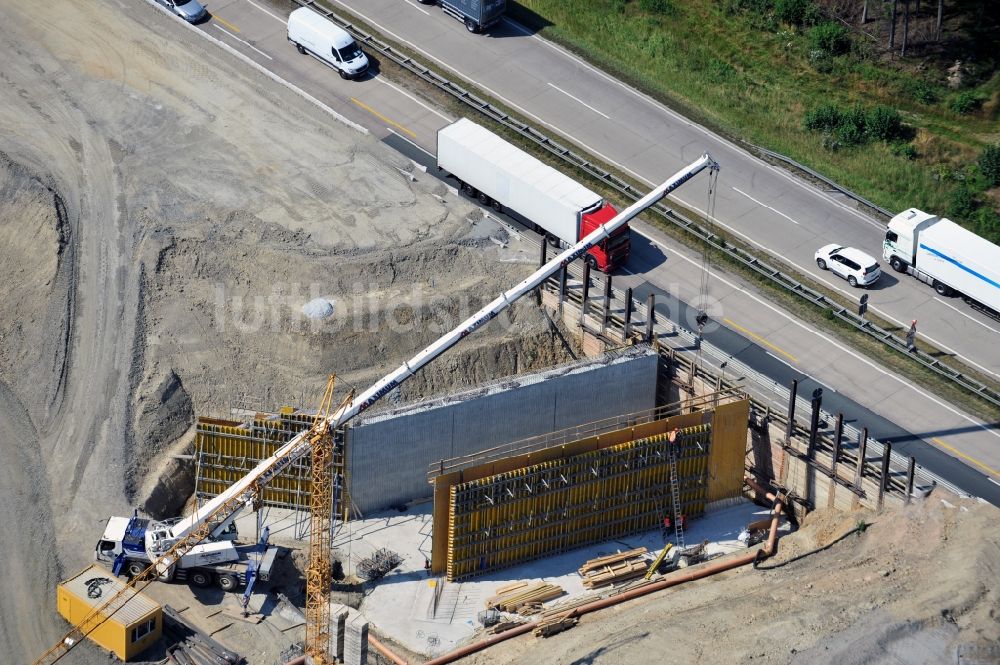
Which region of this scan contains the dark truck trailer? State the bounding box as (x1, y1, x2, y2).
(434, 0, 506, 33)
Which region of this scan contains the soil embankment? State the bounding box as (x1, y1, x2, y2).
(0, 1, 570, 662)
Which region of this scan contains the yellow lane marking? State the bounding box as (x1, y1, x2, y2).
(213, 14, 241, 33)
(723, 318, 797, 363)
(931, 437, 1000, 479)
(350, 97, 417, 138)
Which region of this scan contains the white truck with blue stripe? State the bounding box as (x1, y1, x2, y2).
(883, 208, 1000, 316)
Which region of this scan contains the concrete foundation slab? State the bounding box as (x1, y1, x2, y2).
(339, 499, 767, 658)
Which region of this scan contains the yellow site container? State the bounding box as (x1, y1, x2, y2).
(56, 565, 162, 661)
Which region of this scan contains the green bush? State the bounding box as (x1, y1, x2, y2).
(975, 207, 1000, 243)
(639, 0, 673, 14)
(978, 144, 1000, 186)
(866, 106, 903, 141)
(949, 186, 977, 219)
(836, 105, 867, 145)
(809, 21, 849, 56)
(774, 0, 815, 25)
(804, 103, 841, 131)
(906, 79, 937, 105)
(721, 0, 773, 16)
(891, 143, 917, 160)
(949, 91, 982, 114)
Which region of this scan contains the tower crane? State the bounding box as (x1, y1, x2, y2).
(34, 152, 718, 665)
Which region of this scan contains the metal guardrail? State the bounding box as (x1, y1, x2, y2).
(551, 259, 967, 498)
(754, 147, 894, 220)
(292, 0, 1000, 411)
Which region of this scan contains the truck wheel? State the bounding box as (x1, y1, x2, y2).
(461, 182, 477, 197)
(465, 18, 479, 33)
(933, 281, 952, 296)
(217, 574, 238, 592)
(295, 43, 306, 55)
(585, 254, 599, 271)
(190, 571, 212, 588)
(127, 561, 146, 577)
(848, 276, 858, 287)
(338, 69, 350, 80)
(889, 256, 905, 272)
(478, 192, 491, 206)
(816, 258, 827, 270)
(491, 200, 503, 213)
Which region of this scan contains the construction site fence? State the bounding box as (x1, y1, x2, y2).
(537, 258, 967, 504)
(290, 0, 999, 410)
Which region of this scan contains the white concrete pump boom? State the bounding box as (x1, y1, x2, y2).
(165, 152, 718, 545)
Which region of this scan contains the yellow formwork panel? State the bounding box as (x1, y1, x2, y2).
(446, 425, 712, 580)
(193, 412, 317, 510)
(707, 399, 751, 502)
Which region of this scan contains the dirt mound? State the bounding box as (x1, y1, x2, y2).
(465, 493, 1000, 665)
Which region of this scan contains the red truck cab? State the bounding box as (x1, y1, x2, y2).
(581, 202, 630, 272)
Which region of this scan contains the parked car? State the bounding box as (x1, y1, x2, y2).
(156, 0, 208, 23)
(815, 244, 881, 287)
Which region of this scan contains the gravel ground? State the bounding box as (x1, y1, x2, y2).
(464, 494, 1000, 665)
(0, 1, 571, 662)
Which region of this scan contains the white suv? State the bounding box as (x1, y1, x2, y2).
(815, 245, 881, 288)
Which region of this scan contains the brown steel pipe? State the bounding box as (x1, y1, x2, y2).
(745, 476, 777, 501)
(424, 623, 536, 665)
(370, 634, 410, 665)
(426, 499, 784, 665)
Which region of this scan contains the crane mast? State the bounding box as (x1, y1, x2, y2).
(34, 152, 718, 665)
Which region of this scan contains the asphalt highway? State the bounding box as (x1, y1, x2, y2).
(150, 0, 1000, 503)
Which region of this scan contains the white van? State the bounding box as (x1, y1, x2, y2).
(287, 8, 369, 80)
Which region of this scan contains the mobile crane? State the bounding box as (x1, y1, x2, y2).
(35, 152, 719, 665)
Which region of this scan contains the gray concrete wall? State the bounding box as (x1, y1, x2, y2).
(347, 346, 658, 515)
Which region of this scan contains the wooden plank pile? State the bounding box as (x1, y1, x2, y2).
(579, 547, 649, 589)
(486, 581, 565, 614)
(486, 619, 526, 635)
(533, 615, 578, 637)
(538, 593, 599, 620)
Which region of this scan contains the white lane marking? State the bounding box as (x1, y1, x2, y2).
(989, 476, 1000, 487)
(547, 83, 610, 119)
(405, 0, 430, 15)
(386, 126, 435, 158)
(634, 227, 1000, 442)
(373, 77, 452, 122)
(732, 186, 799, 225)
(934, 297, 1000, 336)
(501, 16, 886, 232)
(330, 1, 643, 180)
(335, 0, 996, 376)
(214, 24, 273, 59)
(765, 351, 800, 372)
(242, 0, 286, 23)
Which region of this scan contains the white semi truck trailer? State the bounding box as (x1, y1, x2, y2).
(437, 118, 630, 273)
(883, 208, 1000, 315)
